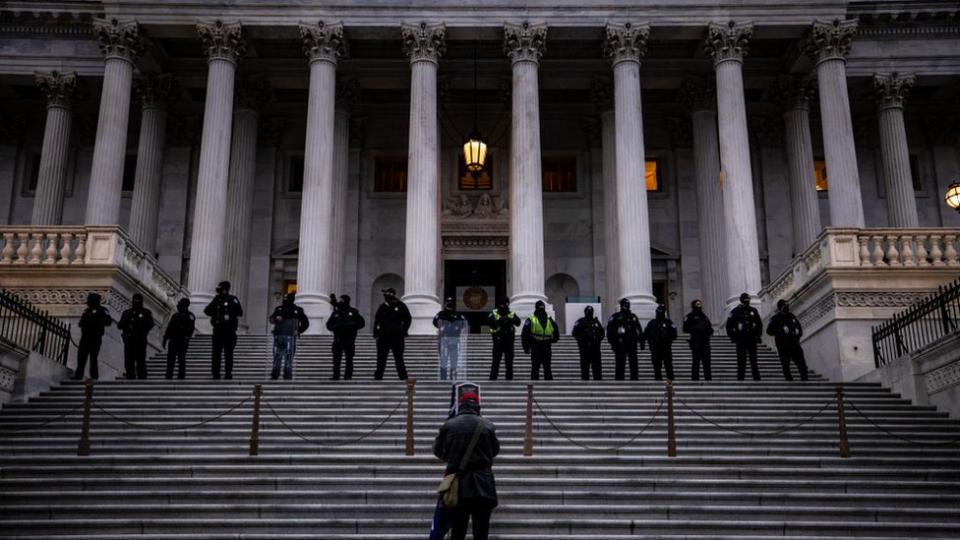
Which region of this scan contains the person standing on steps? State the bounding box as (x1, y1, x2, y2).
(163, 298, 195, 380)
(204, 281, 243, 380)
(726, 292, 763, 381)
(373, 287, 411, 380)
(326, 293, 364, 380)
(767, 299, 809, 381)
(71, 292, 112, 381)
(606, 298, 645, 380)
(434, 297, 468, 380)
(682, 299, 714, 381)
(486, 298, 520, 381)
(572, 305, 605, 380)
(269, 292, 310, 380)
(644, 304, 677, 381)
(117, 293, 155, 380)
(520, 300, 559, 380)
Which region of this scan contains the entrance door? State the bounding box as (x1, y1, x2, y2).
(443, 260, 507, 333)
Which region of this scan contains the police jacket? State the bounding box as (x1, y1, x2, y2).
(487, 309, 521, 341)
(204, 294, 243, 334)
(521, 314, 559, 350)
(433, 310, 467, 337)
(433, 407, 500, 505)
(572, 316, 605, 345)
(767, 311, 803, 343)
(607, 311, 645, 350)
(726, 305, 763, 344)
(270, 303, 309, 336)
(325, 307, 365, 339)
(374, 300, 411, 338)
(118, 307, 155, 342)
(682, 310, 714, 344)
(79, 305, 112, 339)
(163, 311, 196, 345)
(644, 317, 678, 347)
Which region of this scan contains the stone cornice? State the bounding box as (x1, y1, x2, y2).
(678, 77, 716, 113)
(298, 21, 346, 65)
(503, 21, 547, 66)
(34, 70, 79, 110)
(92, 18, 147, 62)
(804, 18, 858, 64)
(872, 72, 916, 111)
(197, 20, 245, 64)
(769, 74, 816, 113)
(602, 22, 649, 66)
(134, 72, 179, 110)
(704, 20, 753, 66)
(400, 22, 446, 64)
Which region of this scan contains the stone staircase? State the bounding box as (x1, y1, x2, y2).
(1, 335, 959, 539)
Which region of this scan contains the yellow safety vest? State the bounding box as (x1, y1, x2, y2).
(528, 315, 555, 342)
(490, 310, 517, 334)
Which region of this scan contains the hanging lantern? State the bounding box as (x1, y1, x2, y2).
(463, 130, 487, 173)
(946, 181, 960, 213)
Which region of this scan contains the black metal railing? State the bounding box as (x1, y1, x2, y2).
(872, 278, 960, 368)
(0, 289, 71, 364)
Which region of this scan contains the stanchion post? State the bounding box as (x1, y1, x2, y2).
(249, 384, 262, 457)
(836, 385, 850, 458)
(405, 378, 416, 456)
(77, 380, 93, 456)
(523, 384, 534, 457)
(666, 380, 677, 457)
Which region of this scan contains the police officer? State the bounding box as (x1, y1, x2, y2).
(682, 299, 714, 381)
(486, 298, 520, 380)
(71, 293, 112, 381)
(163, 298, 195, 380)
(521, 300, 559, 380)
(204, 281, 243, 379)
(117, 293, 155, 380)
(326, 294, 365, 380)
(606, 298, 645, 380)
(726, 292, 763, 381)
(766, 299, 809, 381)
(373, 287, 411, 380)
(572, 305, 605, 380)
(644, 304, 677, 381)
(434, 297, 468, 380)
(269, 292, 309, 380)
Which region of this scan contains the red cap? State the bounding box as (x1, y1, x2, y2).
(459, 391, 479, 404)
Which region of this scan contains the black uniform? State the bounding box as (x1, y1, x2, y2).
(487, 308, 520, 380)
(434, 308, 468, 380)
(767, 310, 809, 381)
(204, 293, 243, 379)
(326, 303, 365, 380)
(606, 311, 645, 380)
(644, 313, 678, 381)
(72, 298, 112, 380)
(373, 298, 411, 380)
(682, 309, 714, 380)
(572, 315, 605, 380)
(117, 301, 155, 380)
(726, 304, 763, 381)
(163, 307, 195, 379)
(521, 312, 559, 381)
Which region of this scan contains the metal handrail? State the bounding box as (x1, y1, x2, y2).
(0, 289, 71, 364)
(871, 278, 960, 368)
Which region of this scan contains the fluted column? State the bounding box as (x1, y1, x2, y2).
(804, 19, 864, 227)
(592, 80, 619, 315)
(129, 73, 177, 253)
(680, 78, 727, 325)
(504, 21, 549, 317)
(331, 79, 358, 295)
(705, 21, 762, 308)
(295, 21, 346, 333)
(873, 72, 918, 228)
(31, 71, 78, 225)
(773, 75, 822, 254)
(85, 19, 146, 225)
(188, 20, 244, 310)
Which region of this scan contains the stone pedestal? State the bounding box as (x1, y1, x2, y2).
(31, 71, 78, 226)
(873, 72, 919, 228)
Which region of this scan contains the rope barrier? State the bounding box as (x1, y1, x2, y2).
(90, 396, 251, 432)
(533, 397, 664, 452)
(675, 396, 837, 437)
(846, 400, 960, 447)
(262, 396, 406, 448)
(0, 402, 84, 434)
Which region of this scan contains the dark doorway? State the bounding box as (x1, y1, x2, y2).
(443, 260, 507, 333)
(653, 280, 668, 312)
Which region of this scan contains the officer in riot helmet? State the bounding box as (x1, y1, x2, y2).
(766, 299, 809, 381)
(204, 281, 243, 379)
(726, 292, 763, 381)
(269, 292, 309, 380)
(373, 287, 411, 380)
(606, 298, 645, 380)
(487, 297, 521, 380)
(572, 305, 605, 380)
(520, 301, 559, 380)
(326, 293, 365, 380)
(434, 297, 468, 380)
(682, 299, 714, 381)
(163, 298, 195, 380)
(117, 293, 155, 379)
(72, 293, 113, 381)
(644, 304, 677, 381)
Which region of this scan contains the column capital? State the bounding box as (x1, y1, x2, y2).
(803, 18, 858, 64)
(704, 20, 753, 65)
(234, 75, 273, 113)
(590, 77, 614, 113)
(134, 72, 179, 110)
(503, 21, 547, 66)
(401, 22, 446, 64)
(602, 22, 650, 66)
(679, 77, 716, 113)
(197, 20, 245, 64)
(34, 70, 80, 110)
(872, 72, 915, 111)
(93, 18, 147, 63)
(299, 21, 346, 65)
(769, 74, 816, 113)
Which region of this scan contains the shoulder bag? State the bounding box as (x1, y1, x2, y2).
(436, 419, 485, 509)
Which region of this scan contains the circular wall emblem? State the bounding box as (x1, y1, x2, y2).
(462, 286, 489, 310)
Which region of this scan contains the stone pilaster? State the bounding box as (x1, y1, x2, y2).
(331, 78, 359, 295)
(592, 78, 619, 316)
(85, 18, 146, 226)
(705, 21, 763, 308)
(31, 71, 78, 225)
(873, 72, 918, 228)
(504, 21, 549, 316)
(804, 18, 865, 228)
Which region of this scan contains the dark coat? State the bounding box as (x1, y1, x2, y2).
(767, 311, 803, 343)
(326, 306, 365, 340)
(78, 305, 112, 339)
(373, 299, 411, 338)
(433, 309, 467, 336)
(270, 303, 310, 336)
(204, 294, 243, 334)
(163, 311, 196, 346)
(433, 409, 500, 505)
(682, 310, 714, 344)
(726, 304, 763, 344)
(644, 317, 678, 348)
(487, 309, 521, 342)
(572, 316, 605, 345)
(606, 310, 645, 350)
(117, 307, 155, 343)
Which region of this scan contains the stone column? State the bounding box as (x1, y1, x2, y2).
(680, 77, 727, 324)
(504, 21, 549, 316)
(188, 20, 244, 310)
(603, 22, 657, 319)
(128, 73, 177, 254)
(873, 72, 918, 228)
(85, 19, 146, 225)
(705, 21, 763, 308)
(804, 19, 865, 228)
(331, 79, 359, 295)
(592, 79, 619, 315)
(772, 75, 822, 254)
(31, 71, 79, 225)
(295, 21, 346, 332)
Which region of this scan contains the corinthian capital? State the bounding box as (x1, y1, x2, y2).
(135, 72, 179, 110)
(603, 22, 650, 65)
(299, 21, 347, 64)
(678, 77, 716, 113)
(704, 21, 753, 65)
(769, 74, 816, 112)
(804, 19, 857, 64)
(197, 20, 245, 64)
(873, 72, 915, 111)
(503, 21, 547, 65)
(34, 70, 80, 109)
(401, 22, 446, 64)
(93, 18, 147, 62)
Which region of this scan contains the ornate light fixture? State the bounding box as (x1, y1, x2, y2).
(462, 40, 487, 174)
(946, 181, 960, 213)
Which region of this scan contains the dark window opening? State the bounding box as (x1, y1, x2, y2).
(542, 156, 577, 193)
(121, 154, 137, 192)
(288, 155, 304, 193)
(374, 156, 408, 192)
(27, 152, 41, 192)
